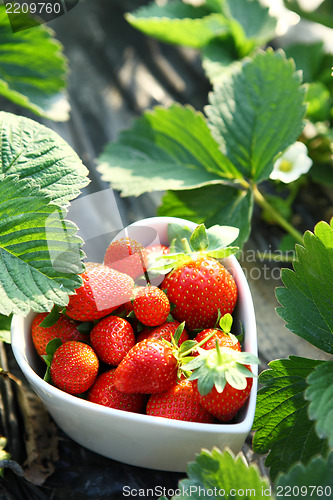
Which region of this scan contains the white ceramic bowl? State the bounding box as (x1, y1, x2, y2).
(11, 216, 257, 472)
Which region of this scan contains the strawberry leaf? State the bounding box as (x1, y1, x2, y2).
(158, 183, 253, 249)
(205, 225, 239, 254)
(252, 356, 328, 481)
(42, 337, 62, 382)
(225, 0, 277, 55)
(276, 219, 333, 354)
(162, 448, 274, 500)
(40, 305, 61, 328)
(219, 313, 233, 334)
(0, 314, 12, 344)
(125, 1, 228, 49)
(0, 6, 69, 121)
(305, 360, 333, 447)
(97, 103, 239, 197)
(190, 224, 209, 252)
(168, 224, 193, 249)
(172, 321, 186, 346)
(206, 49, 307, 183)
(76, 322, 95, 335)
(0, 111, 89, 206)
(0, 176, 85, 316)
(276, 451, 333, 495)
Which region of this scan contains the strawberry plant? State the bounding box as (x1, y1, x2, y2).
(97, 0, 333, 251)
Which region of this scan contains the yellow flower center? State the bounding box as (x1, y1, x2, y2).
(278, 159, 293, 173)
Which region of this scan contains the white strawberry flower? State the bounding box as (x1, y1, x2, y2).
(270, 141, 313, 183)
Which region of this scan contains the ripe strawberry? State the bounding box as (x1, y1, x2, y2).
(50, 341, 99, 395)
(162, 256, 237, 331)
(87, 369, 146, 412)
(90, 316, 135, 365)
(32, 312, 82, 357)
(132, 285, 170, 327)
(183, 342, 257, 422)
(113, 339, 178, 394)
(136, 320, 189, 345)
(146, 378, 215, 423)
(66, 262, 134, 321)
(193, 376, 253, 422)
(193, 328, 241, 355)
(104, 237, 147, 280)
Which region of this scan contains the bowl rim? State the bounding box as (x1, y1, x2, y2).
(11, 216, 258, 434)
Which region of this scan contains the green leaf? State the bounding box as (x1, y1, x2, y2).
(205, 225, 239, 255)
(125, 1, 228, 49)
(252, 356, 328, 481)
(158, 184, 254, 248)
(202, 38, 241, 84)
(0, 313, 12, 343)
(0, 6, 69, 121)
(0, 176, 85, 316)
(224, 0, 277, 56)
(97, 104, 239, 197)
(164, 447, 274, 500)
(168, 223, 194, 250)
(284, 42, 325, 83)
(276, 219, 333, 354)
(190, 224, 209, 252)
(219, 313, 233, 333)
(305, 361, 333, 447)
(283, 0, 333, 30)
(43, 337, 62, 382)
(206, 49, 307, 183)
(276, 452, 333, 498)
(0, 112, 89, 205)
(40, 305, 61, 328)
(305, 82, 331, 122)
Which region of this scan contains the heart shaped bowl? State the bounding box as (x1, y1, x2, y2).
(11, 216, 257, 472)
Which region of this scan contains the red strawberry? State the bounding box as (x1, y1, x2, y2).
(162, 256, 237, 331)
(113, 339, 178, 394)
(90, 316, 135, 365)
(104, 237, 147, 280)
(146, 378, 215, 423)
(50, 341, 99, 395)
(193, 375, 253, 422)
(32, 312, 82, 357)
(183, 342, 257, 422)
(132, 285, 170, 327)
(136, 320, 189, 345)
(87, 369, 146, 412)
(193, 328, 241, 355)
(66, 262, 134, 321)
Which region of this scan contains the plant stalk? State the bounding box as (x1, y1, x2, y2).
(252, 184, 304, 244)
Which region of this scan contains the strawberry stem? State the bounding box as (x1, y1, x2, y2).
(181, 237, 192, 254)
(180, 329, 217, 358)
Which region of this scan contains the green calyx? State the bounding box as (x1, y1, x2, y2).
(165, 314, 254, 388)
(149, 222, 239, 274)
(182, 341, 259, 396)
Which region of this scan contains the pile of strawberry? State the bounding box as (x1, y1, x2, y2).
(32, 223, 258, 423)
